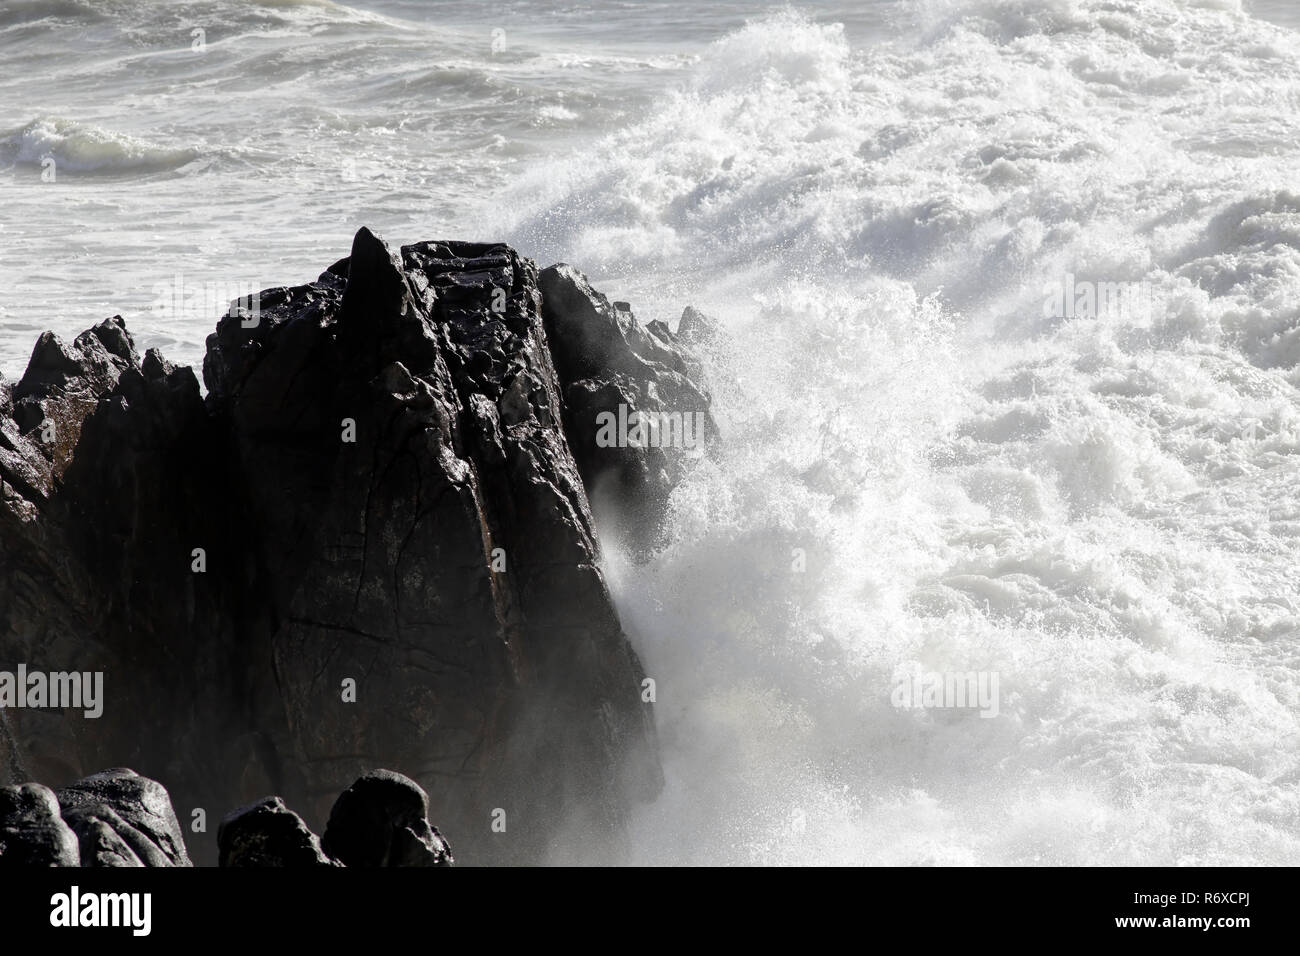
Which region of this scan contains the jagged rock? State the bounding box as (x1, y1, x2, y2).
(0, 314, 265, 861)
(10, 317, 138, 476)
(0, 321, 135, 513)
(322, 771, 452, 867)
(645, 318, 675, 345)
(538, 264, 715, 552)
(0, 782, 79, 866)
(193, 229, 662, 862)
(57, 769, 191, 867)
(218, 796, 337, 867)
(0, 229, 676, 865)
(677, 305, 720, 348)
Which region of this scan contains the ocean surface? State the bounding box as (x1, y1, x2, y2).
(3, 0, 1300, 864)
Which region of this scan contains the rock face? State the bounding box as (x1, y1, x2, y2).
(539, 265, 715, 553)
(322, 770, 451, 867)
(0, 314, 247, 847)
(0, 782, 79, 866)
(218, 797, 336, 868)
(1, 767, 451, 867)
(58, 768, 192, 867)
(0, 229, 709, 864)
(0, 769, 188, 867)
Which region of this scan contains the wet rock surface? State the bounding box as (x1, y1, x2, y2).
(218, 796, 337, 868)
(322, 770, 452, 867)
(539, 264, 715, 553)
(0, 782, 79, 867)
(0, 229, 712, 864)
(1, 767, 452, 867)
(58, 768, 192, 867)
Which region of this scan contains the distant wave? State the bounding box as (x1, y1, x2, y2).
(0, 0, 403, 37)
(0, 117, 202, 174)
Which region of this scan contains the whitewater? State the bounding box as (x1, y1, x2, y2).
(3, 0, 1300, 865)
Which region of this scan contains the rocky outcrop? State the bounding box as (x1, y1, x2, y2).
(218, 797, 336, 867)
(6, 318, 138, 475)
(539, 266, 715, 553)
(321, 770, 451, 867)
(0, 312, 249, 852)
(0, 769, 188, 867)
(58, 768, 192, 866)
(675, 305, 721, 349)
(218, 771, 449, 867)
(0, 229, 712, 864)
(2, 767, 452, 867)
(0, 782, 79, 866)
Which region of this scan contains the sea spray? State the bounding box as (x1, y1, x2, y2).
(495, 1, 1300, 865)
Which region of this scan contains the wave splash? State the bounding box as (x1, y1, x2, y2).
(495, 1, 1300, 865)
(1, 117, 202, 175)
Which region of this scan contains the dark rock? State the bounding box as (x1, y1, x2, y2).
(60, 806, 145, 867)
(196, 230, 662, 863)
(323, 771, 452, 867)
(3, 768, 455, 867)
(539, 264, 715, 553)
(1, 229, 669, 865)
(645, 319, 675, 344)
(218, 796, 337, 867)
(57, 769, 191, 867)
(0, 313, 262, 861)
(0, 782, 80, 866)
(10, 317, 138, 471)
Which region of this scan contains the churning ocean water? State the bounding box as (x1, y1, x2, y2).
(3, 0, 1300, 865)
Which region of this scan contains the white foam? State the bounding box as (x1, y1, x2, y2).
(3, 117, 200, 174)
(490, 1, 1300, 864)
